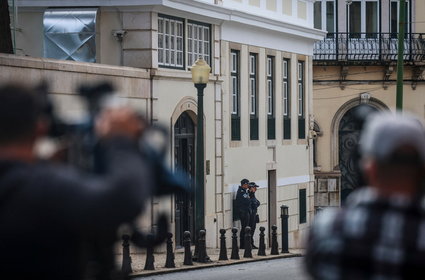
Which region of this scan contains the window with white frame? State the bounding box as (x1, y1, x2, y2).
(283, 58, 291, 140)
(249, 53, 259, 140)
(267, 56, 274, 116)
(158, 15, 184, 68)
(297, 61, 304, 118)
(187, 21, 211, 67)
(249, 54, 257, 116)
(298, 61, 305, 139)
(231, 51, 239, 115)
(283, 59, 290, 117)
(313, 0, 336, 36)
(267, 56, 275, 140)
(231, 50, 241, 141)
(349, 0, 379, 37)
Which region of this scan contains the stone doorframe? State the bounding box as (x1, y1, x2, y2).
(171, 97, 198, 126)
(330, 95, 388, 170)
(169, 97, 198, 239)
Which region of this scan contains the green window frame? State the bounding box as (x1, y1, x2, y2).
(231, 50, 241, 141)
(297, 61, 305, 139)
(299, 189, 307, 224)
(267, 56, 275, 140)
(283, 58, 291, 140)
(249, 53, 259, 140)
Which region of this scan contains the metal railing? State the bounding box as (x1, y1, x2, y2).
(313, 33, 425, 63)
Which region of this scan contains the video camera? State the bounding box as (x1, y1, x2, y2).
(35, 81, 190, 248)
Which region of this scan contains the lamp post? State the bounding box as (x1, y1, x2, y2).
(190, 58, 211, 236)
(396, 0, 406, 111)
(280, 205, 289, 253)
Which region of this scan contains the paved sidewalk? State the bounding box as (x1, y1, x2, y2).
(116, 247, 303, 277)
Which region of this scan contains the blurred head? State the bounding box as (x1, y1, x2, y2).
(359, 111, 425, 194)
(248, 182, 258, 192)
(0, 84, 43, 146)
(241, 178, 250, 189)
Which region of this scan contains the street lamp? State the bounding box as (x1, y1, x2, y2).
(190, 58, 211, 236)
(280, 205, 289, 253)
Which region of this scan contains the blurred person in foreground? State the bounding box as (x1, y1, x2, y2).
(0, 83, 152, 279)
(305, 111, 425, 280)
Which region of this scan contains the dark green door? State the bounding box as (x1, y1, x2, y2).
(174, 112, 195, 246)
(339, 105, 377, 201)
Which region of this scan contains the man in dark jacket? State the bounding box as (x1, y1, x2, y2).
(248, 182, 260, 249)
(235, 178, 251, 248)
(0, 83, 152, 279)
(305, 112, 425, 280)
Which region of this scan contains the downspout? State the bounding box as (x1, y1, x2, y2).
(11, 0, 17, 53)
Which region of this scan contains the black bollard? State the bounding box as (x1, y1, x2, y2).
(280, 205, 289, 253)
(144, 234, 155, 270)
(230, 227, 240, 260)
(164, 232, 175, 268)
(258, 226, 266, 256)
(243, 226, 253, 258)
(183, 231, 193, 265)
(121, 234, 133, 274)
(270, 225, 279, 255)
(218, 229, 228, 261)
(197, 230, 208, 263)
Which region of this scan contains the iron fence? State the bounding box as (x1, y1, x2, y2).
(313, 33, 425, 63)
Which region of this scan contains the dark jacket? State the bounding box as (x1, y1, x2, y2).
(249, 192, 260, 214)
(0, 137, 152, 280)
(235, 186, 251, 212)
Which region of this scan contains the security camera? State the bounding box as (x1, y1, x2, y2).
(112, 30, 127, 41)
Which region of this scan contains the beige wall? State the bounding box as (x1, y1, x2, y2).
(10, 1, 319, 249)
(15, 9, 44, 57)
(99, 10, 124, 66)
(15, 8, 129, 67)
(314, 65, 425, 172)
(414, 0, 425, 33)
(0, 54, 150, 100)
(150, 71, 220, 247)
(221, 40, 315, 249)
(313, 63, 425, 211)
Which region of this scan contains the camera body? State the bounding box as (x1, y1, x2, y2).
(37, 81, 189, 243)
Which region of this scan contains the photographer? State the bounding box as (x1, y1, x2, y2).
(0, 83, 153, 279)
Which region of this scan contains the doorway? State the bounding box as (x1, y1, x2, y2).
(174, 112, 195, 246)
(268, 170, 277, 246)
(338, 105, 377, 201)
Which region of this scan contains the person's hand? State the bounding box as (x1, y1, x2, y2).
(95, 107, 146, 141)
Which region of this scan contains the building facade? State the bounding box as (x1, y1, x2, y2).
(4, 0, 324, 249)
(312, 0, 425, 209)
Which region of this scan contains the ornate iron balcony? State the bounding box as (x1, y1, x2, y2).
(313, 33, 425, 65)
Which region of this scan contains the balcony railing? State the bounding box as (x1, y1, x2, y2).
(313, 33, 425, 64)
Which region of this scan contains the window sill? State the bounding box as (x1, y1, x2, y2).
(249, 140, 260, 146)
(229, 141, 242, 148)
(297, 139, 307, 145)
(282, 139, 292, 145)
(266, 140, 276, 147)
